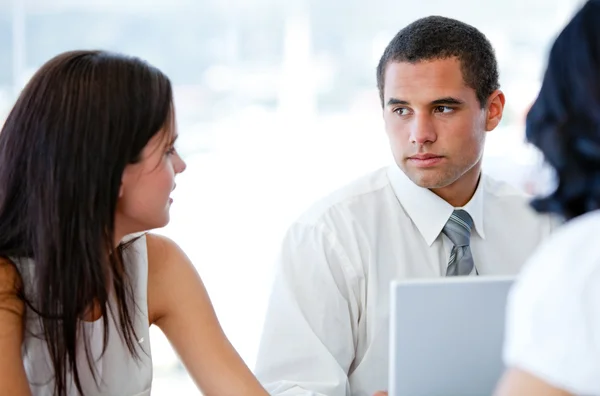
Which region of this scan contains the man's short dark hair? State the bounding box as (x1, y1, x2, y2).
(376, 16, 500, 108)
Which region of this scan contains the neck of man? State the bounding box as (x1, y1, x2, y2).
(431, 162, 482, 207)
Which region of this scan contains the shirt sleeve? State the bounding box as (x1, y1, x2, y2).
(254, 221, 361, 396)
(502, 228, 600, 395)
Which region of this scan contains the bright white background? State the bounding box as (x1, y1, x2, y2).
(0, 0, 585, 393)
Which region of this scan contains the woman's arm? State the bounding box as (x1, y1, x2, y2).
(0, 258, 31, 395)
(146, 234, 268, 396)
(495, 368, 571, 396)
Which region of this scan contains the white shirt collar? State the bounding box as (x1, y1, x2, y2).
(387, 164, 486, 246)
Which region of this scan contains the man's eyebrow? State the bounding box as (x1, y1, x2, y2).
(386, 97, 465, 106)
(430, 97, 465, 106)
(386, 98, 409, 106)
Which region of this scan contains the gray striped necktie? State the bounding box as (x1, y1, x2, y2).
(443, 209, 475, 276)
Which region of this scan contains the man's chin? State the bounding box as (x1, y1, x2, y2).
(407, 173, 452, 190)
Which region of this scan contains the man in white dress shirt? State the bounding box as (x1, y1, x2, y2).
(255, 16, 556, 396)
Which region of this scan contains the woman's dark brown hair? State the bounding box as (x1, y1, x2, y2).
(0, 50, 173, 395)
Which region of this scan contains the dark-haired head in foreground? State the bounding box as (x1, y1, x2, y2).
(526, 0, 600, 220)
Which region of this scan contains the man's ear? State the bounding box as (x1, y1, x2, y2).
(485, 90, 506, 132)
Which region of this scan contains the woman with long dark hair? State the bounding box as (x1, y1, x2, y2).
(0, 50, 268, 395)
(494, 1, 600, 395)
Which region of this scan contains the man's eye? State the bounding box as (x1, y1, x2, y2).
(434, 106, 453, 113)
(394, 108, 410, 116)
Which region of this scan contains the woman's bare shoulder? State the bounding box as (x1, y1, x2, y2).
(0, 257, 24, 319)
(145, 233, 189, 272)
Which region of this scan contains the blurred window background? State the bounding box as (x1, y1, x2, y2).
(0, 0, 585, 393)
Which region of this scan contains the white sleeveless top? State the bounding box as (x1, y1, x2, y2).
(15, 235, 153, 396)
(503, 211, 600, 395)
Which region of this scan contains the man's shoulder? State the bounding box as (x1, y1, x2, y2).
(295, 166, 393, 226)
(483, 174, 561, 230)
(483, 174, 541, 212)
(482, 174, 532, 201)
